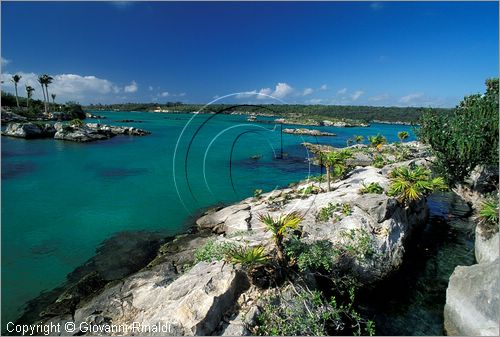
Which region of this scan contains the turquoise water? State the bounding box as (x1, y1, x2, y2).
(1, 111, 416, 325)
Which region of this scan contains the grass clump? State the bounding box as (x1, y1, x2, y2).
(478, 197, 499, 239)
(359, 182, 384, 195)
(315, 202, 352, 222)
(194, 239, 237, 262)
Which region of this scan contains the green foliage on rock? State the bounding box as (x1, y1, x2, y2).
(225, 245, 268, 269)
(194, 239, 237, 262)
(285, 238, 339, 273)
(255, 284, 375, 336)
(478, 197, 499, 239)
(70, 118, 84, 127)
(418, 78, 499, 184)
(359, 182, 384, 194)
(388, 165, 447, 205)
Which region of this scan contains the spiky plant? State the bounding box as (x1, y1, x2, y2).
(478, 198, 499, 238)
(258, 211, 303, 262)
(359, 182, 384, 195)
(225, 245, 268, 269)
(368, 134, 387, 152)
(397, 131, 409, 142)
(388, 165, 447, 205)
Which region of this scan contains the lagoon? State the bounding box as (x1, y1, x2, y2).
(1, 111, 416, 324)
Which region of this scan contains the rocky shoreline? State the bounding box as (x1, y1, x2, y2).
(2, 122, 150, 142)
(19, 142, 441, 336)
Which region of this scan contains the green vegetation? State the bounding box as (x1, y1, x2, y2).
(194, 239, 237, 262)
(254, 188, 263, 199)
(397, 131, 409, 142)
(70, 118, 84, 127)
(372, 155, 386, 168)
(388, 165, 447, 205)
(256, 285, 374, 336)
(298, 185, 321, 197)
(11, 74, 22, 108)
(317, 149, 354, 191)
(86, 102, 452, 124)
(368, 134, 387, 152)
(359, 182, 384, 194)
(285, 238, 338, 273)
(478, 197, 499, 239)
(341, 228, 376, 259)
(315, 202, 352, 222)
(258, 211, 304, 263)
(225, 245, 268, 269)
(418, 78, 499, 184)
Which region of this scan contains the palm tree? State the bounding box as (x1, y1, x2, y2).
(43, 75, 54, 111)
(368, 134, 387, 152)
(11, 74, 22, 108)
(319, 149, 353, 191)
(257, 211, 303, 263)
(25, 85, 35, 109)
(354, 135, 364, 144)
(38, 75, 48, 114)
(397, 131, 409, 143)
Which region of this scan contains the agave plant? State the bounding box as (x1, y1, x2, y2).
(225, 245, 268, 269)
(388, 165, 447, 205)
(258, 211, 303, 262)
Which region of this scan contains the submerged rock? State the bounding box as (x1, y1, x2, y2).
(2, 122, 56, 139)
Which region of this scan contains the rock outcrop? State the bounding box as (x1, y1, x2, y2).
(283, 128, 336, 136)
(43, 262, 249, 336)
(444, 165, 499, 336)
(54, 122, 150, 142)
(2, 122, 56, 139)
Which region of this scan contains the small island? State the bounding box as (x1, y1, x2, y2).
(283, 128, 336, 136)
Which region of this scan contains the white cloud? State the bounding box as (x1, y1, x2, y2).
(399, 93, 423, 104)
(1, 57, 11, 66)
(302, 88, 314, 96)
(148, 86, 153, 91)
(178, 92, 186, 97)
(0, 72, 126, 103)
(272, 82, 294, 98)
(351, 90, 364, 101)
(160, 91, 169, 97)
(337, 87, 347, 95)
(124, 80, 138, 93)
(320, 84, 328, 90)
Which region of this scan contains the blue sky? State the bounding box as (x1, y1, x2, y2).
(1, 1, 498, 107)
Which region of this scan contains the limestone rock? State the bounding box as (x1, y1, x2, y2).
(2, 122, 56, 139)
(444, 260, 499, 336)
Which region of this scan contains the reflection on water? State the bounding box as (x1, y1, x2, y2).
(359, 192, 475, 335)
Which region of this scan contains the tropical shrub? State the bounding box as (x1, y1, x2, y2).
(70, 118, 84, 127)
(255, 285, 375, 336)
(373, 155, 386, 168)
(478, 197, 499, 239)
(368, 134, 387, 151)
(254, 189, 263, 199)
(359, 182, 384, 194)
(418, 78, 499, 184)
(258, 211, 303, 262)
(341, 228, 376, 259)
(387, 165, 447, 205)
(194, 239, 237, 262)
(225, 245, 268, 269)
(285, 238, 338, 273)
(397, 131, 409, 142)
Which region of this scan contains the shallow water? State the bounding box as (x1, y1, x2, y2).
(1, 111, 416, 325)
(359, 192, 476, 335)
